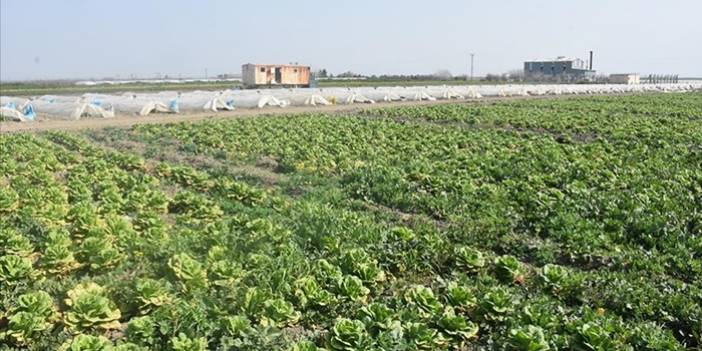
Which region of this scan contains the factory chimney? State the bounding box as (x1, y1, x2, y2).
(589, 51, 593, 70)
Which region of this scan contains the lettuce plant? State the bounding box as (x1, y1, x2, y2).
(337, 275, 370, 303)
(454, 246, 486, 273)
(78, 236, 121, 271)
(538, 264, 583, 301)
(63, 282, 121, 331)
(221, 315, 252, 338)
(509, 325, 551, 351)
(340, 248, 386, 285)
(2, 311, 54, 345)
(478, 287, 516, 322)
(41, 230, 80, 274)
(404, 285, 443, 317)
(168, 253, 208, 292)
(495, 255, 525, 284)
(0, 186, 19, 212)
(326, 318, 369, 351)
(314, 259, 343, 286)
(437, 307, 479, 342)
(208, 259, 245, 288)
(58, 334, 113, 351)
(359, 302, 396, 334)
(289, 340, 321, 351)
(0, 254, 36, 285)
(403, 322, 449, 350)
(261, 298, 301, 327)
(170, 333, 207, 351)
(134, 278, 171, 314)
(126, 315, 156, 346)
(0, 227, 34, 258)
(293, 276, 335, 308)
(445, 281, 477, 312)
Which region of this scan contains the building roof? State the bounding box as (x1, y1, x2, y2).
(524, 56, 582, 63)
(243, 63, 310, 68)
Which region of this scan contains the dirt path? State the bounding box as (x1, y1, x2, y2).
(0, 93, 635, 133)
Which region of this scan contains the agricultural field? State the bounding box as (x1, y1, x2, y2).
(1, 93, 701, 350)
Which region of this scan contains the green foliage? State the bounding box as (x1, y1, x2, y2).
(168, 253, 208, 292)
(41, 229, 80, 274)
(403, 322, 449, 350)
(0, 254, 36, 285)
(337, 275, 370, 303)
(170, 333, 208, 351)
(134, 278, 172, 314)
(261, 298, 301, 327)
(445, 281, 477, 311)
(454, 246, 486, 273)
(326, 319, 369, 351)
(0, 227, 34, 257)
(495, 255, 525, 284)
(78, 236, 121, 271)
(2, 94, 700, 349)
(59, 334, 113, 351)
(126, 315, 156, 346)
(509, 325, 551, 351)
(404, 285, 443, 317)
(359, 302, 396, 335)
(293, 276, 335, 308)
(537, 264, 584, 301)
(63, 282, 122, 331)
(478, 287, 516, 322)
(437, 307, 479, 342)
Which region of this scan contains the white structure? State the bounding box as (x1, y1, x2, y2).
(610, 73, 641, 85)
(3, 83, 702, 122)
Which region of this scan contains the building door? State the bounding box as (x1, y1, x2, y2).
(275, 67, 282, 84)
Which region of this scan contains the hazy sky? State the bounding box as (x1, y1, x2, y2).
(1, 0, 700, 81)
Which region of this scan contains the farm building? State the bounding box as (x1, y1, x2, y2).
(242, 64, 310, 88)
(609, 73, 640, 85)
(524, 55, 595, 80)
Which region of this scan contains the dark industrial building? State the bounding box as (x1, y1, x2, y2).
(524, 52, 595, 80)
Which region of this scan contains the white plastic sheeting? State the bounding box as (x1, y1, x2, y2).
(36, 95, 82, 104)
(223, 91, 288, 108)
(330, 89, 375, 104)
(352, 88, 403, 102)
(124, 92, 180, 113)
(1, 96, 35, 121)
(110, 98, 171, 116)
(4, 83, 701, 122)
(269, 89, 332, 106)
(31, 101, 113, 120)
(177, 91, 232, 112)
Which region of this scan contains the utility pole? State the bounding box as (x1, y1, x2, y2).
(470, 53, 475, 81)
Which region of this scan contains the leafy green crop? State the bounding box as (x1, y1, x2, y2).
(2, 93, 701, 349)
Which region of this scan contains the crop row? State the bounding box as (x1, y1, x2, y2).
(2, 93, 701, 350)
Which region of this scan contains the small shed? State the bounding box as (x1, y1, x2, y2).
(242, 64, 310, 87)
(609, 73, 640, 85)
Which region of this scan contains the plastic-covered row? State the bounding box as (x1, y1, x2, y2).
(2, 83, 701, 122)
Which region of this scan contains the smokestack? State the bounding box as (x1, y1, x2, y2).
(589, 51, 593, 70)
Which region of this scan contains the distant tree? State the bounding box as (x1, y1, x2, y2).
(433, 69, 453, 80)
(337, 71, 363, 78)
(507, 69, 524, 81)
(317, 69, 328, 78)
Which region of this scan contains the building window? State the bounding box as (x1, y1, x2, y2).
(294, 69, 298, 73)
(260, 67, 266, 73)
